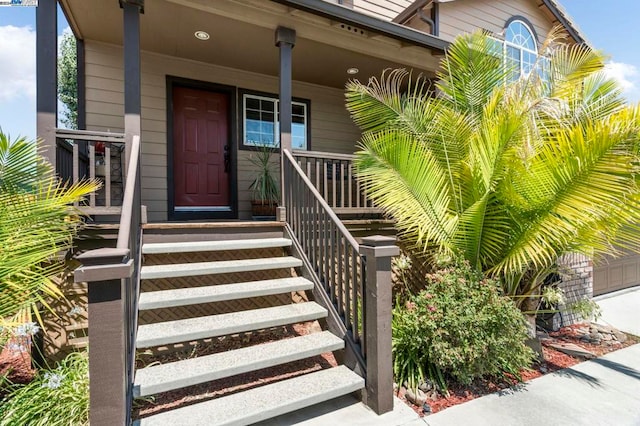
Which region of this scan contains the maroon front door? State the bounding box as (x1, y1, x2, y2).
(172, 86, 230, 213)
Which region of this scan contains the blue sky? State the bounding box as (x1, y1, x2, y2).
(562, 0, 640, 102)
(0, 2, 639, 139)
(0, 5, 68, 138)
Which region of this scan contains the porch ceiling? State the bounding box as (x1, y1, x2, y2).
(62, 0, 439, 89)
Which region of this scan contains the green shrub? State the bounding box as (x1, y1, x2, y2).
(0, 351, 88, 426)
(392, 259, 534, 392)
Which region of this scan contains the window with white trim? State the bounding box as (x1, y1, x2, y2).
(242, 92, 309, 150)
(504, 19, 538, 78)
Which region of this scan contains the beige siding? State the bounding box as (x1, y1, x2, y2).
(84, 41, 361, 222)
(352, 0, 413, 21)
(436, 0, 553, 43)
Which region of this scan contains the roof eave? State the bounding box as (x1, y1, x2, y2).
(270, 0, 449, 53)
(539, 0, 587, 45)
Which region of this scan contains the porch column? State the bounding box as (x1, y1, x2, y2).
(121, 0, 143, 170)
(275, 27, 296, 208)
(36, 0, 57, 167)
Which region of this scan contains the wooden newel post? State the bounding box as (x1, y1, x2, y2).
(74, 248, 134, 426)
(359, 235, 399, 415)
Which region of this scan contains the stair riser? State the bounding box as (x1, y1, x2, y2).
(142, 238, 292, 255)
(143, 224, 284, 245)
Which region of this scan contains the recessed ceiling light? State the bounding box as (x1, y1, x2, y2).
(194, 31, 210, 41)
(347, 67, 359, 75)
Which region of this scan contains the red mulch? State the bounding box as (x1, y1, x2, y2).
(0, 338, 36, 386)
(399, 323, 639, 416)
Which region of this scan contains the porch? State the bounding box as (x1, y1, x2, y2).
(37, 0, 445, 424)
(48, 0, 444, 222)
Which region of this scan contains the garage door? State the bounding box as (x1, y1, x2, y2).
(593, 249, 640, 295)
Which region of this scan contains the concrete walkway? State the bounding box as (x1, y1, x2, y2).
(421, 343, 640, 426)
(260, 287, 640, 425)
(594, 286, 640, 337)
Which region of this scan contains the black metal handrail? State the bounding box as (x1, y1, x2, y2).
(283, 149, 366, 359)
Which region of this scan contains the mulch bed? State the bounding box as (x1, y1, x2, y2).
(398, 322, 639, 416)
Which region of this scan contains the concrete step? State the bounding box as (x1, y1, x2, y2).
(136, 302, 327, 348)
(142, 237, 292, 254)
(138, 277, 313, 310)
(142, 222, 285, 245)
(134, 331, 344, 397)
(140, 256, 302, 280)
(134, 365, 364, 426)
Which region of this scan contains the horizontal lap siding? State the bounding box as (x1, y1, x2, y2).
(437, 0, 553, 43)
(352, 0, 413, 21)
(84, 41, 361, 221)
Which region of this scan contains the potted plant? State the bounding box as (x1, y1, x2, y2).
(249, 146, 279, 218)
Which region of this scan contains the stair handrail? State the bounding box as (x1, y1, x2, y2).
(283, 147, 364, 358)
(284, 149, 360, 251)
(73, 134, 142, 426)
(117, 134, 141, 251)
(283, 148, 398, 414)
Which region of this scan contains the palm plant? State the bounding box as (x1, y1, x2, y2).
(248, 145, 279, 217)
(0, 132, 98, 327)
(346, 29, 640, 309)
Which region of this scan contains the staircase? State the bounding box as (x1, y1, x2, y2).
(132, 222, 364, 425)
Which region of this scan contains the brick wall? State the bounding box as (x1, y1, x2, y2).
(557, 253, 593, 326)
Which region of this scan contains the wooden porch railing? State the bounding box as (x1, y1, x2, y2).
(55, 128, 126, 215)
(292, 150, 380, 215)
(283, 148, 398, 414)
(73, 135, 142, 426)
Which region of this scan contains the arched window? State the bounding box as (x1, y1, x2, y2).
(504, 19, 538, 77)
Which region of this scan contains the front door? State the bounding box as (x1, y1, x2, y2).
(172, 86, 231, 216)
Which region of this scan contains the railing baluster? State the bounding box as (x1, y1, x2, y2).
(315, 159, 320, 196)
(340, 162, 345, 208)
(348, 162, 353, 209)
(351, 248, 360, 342)
(105, 144, 111, 208)
(360, 256, 366, 357)
(312, 198, 318, 272)
(72, 141, 79, 207)
(323, 160, 329, 204)
(337, 234, 343, 316)
(331, 160, 337, 208)
(89, 141, 96, 207)
(329, 223, 335, 303)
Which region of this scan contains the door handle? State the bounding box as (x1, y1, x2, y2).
(224, 145, 230, 173)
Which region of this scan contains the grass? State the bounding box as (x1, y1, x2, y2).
(0, 351, 89, 426)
